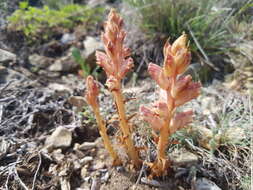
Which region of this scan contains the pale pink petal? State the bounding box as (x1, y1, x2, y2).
(148, 63, 171, 90)
(139, 106, 165, 132)
(175, 82, 201, 107)
(96, 50, 114, 76)
(170, 110, 193, 134)
(171, 75, 192, 98)
(118, 57, 134, 79)
(153, 101, 168, 118)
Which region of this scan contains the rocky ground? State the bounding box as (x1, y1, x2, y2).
(0, 0, 252, 190)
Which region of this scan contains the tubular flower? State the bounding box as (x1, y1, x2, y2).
(95, 9, 140, 168)
(148, 63, 171, 90)
(140, 33, 201, 178)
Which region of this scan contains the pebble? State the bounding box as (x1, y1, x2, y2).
(79, 142, 97, 150)
(101, 172, 110, 183)
(80, 156, 93, 165)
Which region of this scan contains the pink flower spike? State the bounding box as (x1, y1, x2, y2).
(139, 106, 165, 132)
(170, 110, 193, 134)
(85, 75, 100, 107)
(148, 63, 171, 90)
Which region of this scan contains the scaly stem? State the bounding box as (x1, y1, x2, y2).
(92, 104, 121, 165)
(112, 88, 141, 168)
(154, 76, 176, 176)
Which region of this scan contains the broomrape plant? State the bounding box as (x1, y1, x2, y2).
(85, 9, 201, 177)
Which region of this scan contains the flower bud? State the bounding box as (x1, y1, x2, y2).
(85, 75, 100, 107)
(171, 33, 187, 55)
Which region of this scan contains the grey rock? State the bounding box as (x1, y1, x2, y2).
(48, 54, 78, 72)
(101, 172, 110, 183)
(82, 36, 104, 70)
(48, 83, 72, 93)
(194, 178, 221, 190)
(80, 156, 93, 165)
(171, 149, 198, 166)
(83, 36, 103, 59)
(45, 126, 72, 149)
(68, 96, 87, 112)
(91, 177, 101, 190)
(78, 142, 97, 151)
(0, 49, 16, 63)
(29, 54, 54, 69)
(61, 33, 76, 44)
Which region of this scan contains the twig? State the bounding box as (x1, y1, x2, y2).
(4, 167, 11, 190)
(14, 165, 29, 190)
(186, 24, 219, 71)
(0, 80, 14, 95)
(32, 152, 42, 190)
(135, 162, 145, 186)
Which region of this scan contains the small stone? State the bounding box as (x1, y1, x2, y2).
(101, 172, 110, 183)
(52, 149, 65, 162)
(61, 33, 76, 44)
(81, 166, 88, 178)
(74, 160, 82, 170)
(74, 143, 80, 151)
(45, 126, 72, 149)
(83, 36, 103, 59)
(29, 54, 54, 69)
(194, 178, 221, 190)
(48, 83, 72, 93)
(116, 166, 124, 173)
(171, 149, 198, 166)
(82, 36, 104, 70)
(84, 176, 91, 183)
(91, 177, 101, 190)
(80, 156, 93, 165)
(93, 160, 105, 170)
(0, 49, 16, 63)
(48, 55, 78, 72)
(68, 96, 87, 112)
(79, 142, 97, 151)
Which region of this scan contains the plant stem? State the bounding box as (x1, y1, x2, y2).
(112, 88, 141, 168)
(93, 105, 121, 165)
(155, 76, 176, 175)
